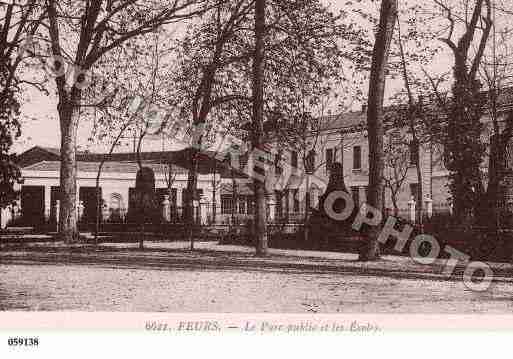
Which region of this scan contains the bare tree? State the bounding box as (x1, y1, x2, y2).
(383, 131, 409, 216)
(90, 100, 135, 245)
(0, 0, 45, 217)
(478, 16, 513, 227)
(432, 0, 493, 225)
(88, 30, 177, 247)
(252, 0, 267, 256)
(42, 0, 209, 243)
(172, 0, 254, 250)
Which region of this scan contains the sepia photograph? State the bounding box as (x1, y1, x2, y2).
(1, 0, 513, 337)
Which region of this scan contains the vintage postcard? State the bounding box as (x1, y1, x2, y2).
(1, 0, 513, 355)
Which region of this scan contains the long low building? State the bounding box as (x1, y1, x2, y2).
(6, 89, 513, 231)
(1, 146, 240, 229)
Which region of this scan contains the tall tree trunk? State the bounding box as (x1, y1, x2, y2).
(94, 165, 103, 246)
(253, 0, 268, 257)
(439, 0, 491, 226)
(212, 164, 217, 225)
(391, 194, 399, 217)
(414, 140, 423, 226)
(359, 0, 397, 261)
(186, 151, 199, 251)
(231, 170, 237, 228)
(397, 20, 423, 227)
(304, 175, 310, 243)
(58, 98, 80, 243)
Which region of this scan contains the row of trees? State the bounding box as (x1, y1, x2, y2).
(1, 0, 366, 249)
(2, 0, 513, 259)
(1, 0, 44, 213)
(364, 0, 513, 259)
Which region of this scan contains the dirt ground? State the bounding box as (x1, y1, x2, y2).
(1, 241, 513, 313)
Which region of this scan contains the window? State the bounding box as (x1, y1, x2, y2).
(221, 195, 234, 215)
(326, 148, 333, 173)
(128, 187, 136, 211)
(351, 186, 360, 206)
(275, 191, 283, 218)
(170, 188, 177, 207)
(409, 140, 419, 165)
(305, 150, 316, 173)
(239, 198, 247, 215)
(247, 196, 255, 215)
(292, 189, 300, 213)
(410, 183, 420, 202)
(181, 189, 190, 208)
(240, 154, 248, 171)
(50, 186, 61, 223)
(275, 152, 283, 174)
(284, 189, 290, 214)
(353, 146, 362, 170)
(291, 151, 298, 168)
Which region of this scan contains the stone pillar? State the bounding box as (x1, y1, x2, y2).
(77, 200, 85, 223)
(408, 197, 416, 223)
(312, 187, 321, 208)
(268, 196, 276, 222)
(300, 181, 309, 214)
(0, 208, 7, 229)
(284, 189, 290, 220)
(177, 187, 183, 216)
(120, 186, 129, 222)
(76, 185, 81, 220)
(424, 196, 433, 219)
(14, 198, 21, 222)
(102, 202, 110, 222)
(162, 195, 171, 222)
(200, 199, 208, 225)
(44, 186, 51, 222)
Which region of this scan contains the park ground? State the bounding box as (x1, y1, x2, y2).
(1, 240, 513, 312)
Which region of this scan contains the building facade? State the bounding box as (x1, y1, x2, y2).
(4, 92, 513, 229)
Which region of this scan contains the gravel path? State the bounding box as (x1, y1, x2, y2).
(1, 241, 513, 312)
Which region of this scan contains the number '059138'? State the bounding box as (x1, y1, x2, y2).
(7, 337, 39, 346)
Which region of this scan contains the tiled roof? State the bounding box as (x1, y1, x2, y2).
(319, 111, 366, 132)
(319, 86, 513, 132)
(23, 161, 189, 174)
(18, 146, 248, 178)
(38, 147, 61, 156)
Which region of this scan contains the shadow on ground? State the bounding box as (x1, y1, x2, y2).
(2, 242, 512, 286)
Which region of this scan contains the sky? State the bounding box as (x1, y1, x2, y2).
(10, 0, 483, 154)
